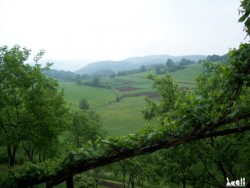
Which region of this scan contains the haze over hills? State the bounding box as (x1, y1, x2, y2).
(75, 55, 206, 75)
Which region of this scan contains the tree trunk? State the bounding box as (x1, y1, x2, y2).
(182, 177, 186, 188)
(46, 182, 53, 188)
(122, 164, 126, 188)
(130, 176, 135, 188)
(22, 141, 36, 162)
(66, 176, 74, 188)
(218, 162, 227, 183)
(94, 169, 99, 188)
(210, 136, 228, 183)
(7, 144, 17, 167)
(141, 179, 144, 188)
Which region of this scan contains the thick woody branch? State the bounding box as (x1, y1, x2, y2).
(11, 113, 250, 188)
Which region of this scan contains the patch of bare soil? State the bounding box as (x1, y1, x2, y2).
(98, 180, 123, 188)
(179, 87, 191, 91)
(123, 92, 160, 99)
(177, 81, 196, 85)
(115, 87, 141, 92)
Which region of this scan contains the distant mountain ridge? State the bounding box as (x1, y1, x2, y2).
(75, 55, 206, 75)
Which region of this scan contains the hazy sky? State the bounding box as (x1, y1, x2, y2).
(0, 0, 247, 71)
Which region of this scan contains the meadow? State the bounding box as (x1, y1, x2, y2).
(60, 63, 204, 136)
(60, 82, 118, 110)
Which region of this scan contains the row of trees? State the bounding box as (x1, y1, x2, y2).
(43, 55, 225, 84)
(44, 69, 77, 82)
(150, 58, 196, 75)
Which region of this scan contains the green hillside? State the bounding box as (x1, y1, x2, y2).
(169, 63, 203, 88)
(61, 63, 204, 135)
(95, 96, 148, 136)
(60, 82, 117, 110)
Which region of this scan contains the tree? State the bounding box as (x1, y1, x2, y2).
(92, 77, 101, 87)
(79, 98, 90, 111)
(75, 74, 81, 85)
(166, 58, 174, 68)
(239, 0, 250, 36)
(142, 46, 250, 186)
(0, 45, 70, 166)
(71, 111, 103, 148)
(179, 58, 195, 66)
(139, 65, 146, 72)
(155, 64, 166, 75)
(206, 54, 228, 63)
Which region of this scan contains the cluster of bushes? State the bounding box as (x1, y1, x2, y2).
(74, 76, 111, 89)
(206, 54, 227, 62)
(44, 69, 77, 81)
(154, 58, 196, 75)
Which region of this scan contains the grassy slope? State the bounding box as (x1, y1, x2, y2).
(95, 96, 148, 136)
(169, 63, 203, 88)
(106, 71, 155, 95)
(60, 82, 117, 110)
(61, 63, 204, 136)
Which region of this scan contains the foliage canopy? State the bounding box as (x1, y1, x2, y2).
(0, 45, 70, 166)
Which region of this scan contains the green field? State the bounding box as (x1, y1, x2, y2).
(169, 63, 203, 88)
(95, 96, 148, 136)
(61, 63, 204, 136)
(60, 82, 118, 110)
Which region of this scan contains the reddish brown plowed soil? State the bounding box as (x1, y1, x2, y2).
(122, 92, 160, 99)
(177, 81, 196, 85)
(115, 87, 141, 92)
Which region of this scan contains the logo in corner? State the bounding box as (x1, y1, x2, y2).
(226, 177, 246, 187)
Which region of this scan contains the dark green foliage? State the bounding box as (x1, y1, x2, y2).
(0, 45, 70, 166)
(239, 0, 250, 36)
(44, 69, 77, 82)
(71, 111, 103, 148)
(153, 58, 195, 75)
(141, 43, 250, 187)
(139, 65, 147, 72)
(92, 77, 101, 87)
(206, 54, 227, 63)
(79, 98, 90, 111)
(155, 64, 166, 74)
(166, 58, 175, 68)
(93, 69, 115, 76)
(150, 133, 250, 188)
(74, 173, 97, 188)
(75, 74, 82, 85)
(75, 75, 111, 88)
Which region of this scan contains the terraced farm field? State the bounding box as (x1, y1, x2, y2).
(61, 63, 204, 135)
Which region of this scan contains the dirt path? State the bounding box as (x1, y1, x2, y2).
(98, 180, 123, 188)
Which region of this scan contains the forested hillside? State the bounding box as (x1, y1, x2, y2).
(75, 55, 206, 75)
